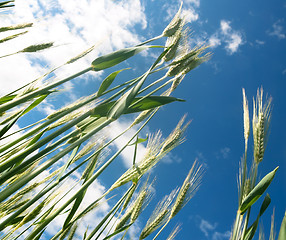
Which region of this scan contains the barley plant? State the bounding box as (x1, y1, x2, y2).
(0, 2, 206, 239)
(230, 88, 286, 240)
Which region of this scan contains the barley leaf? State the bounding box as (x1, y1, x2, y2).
(0, 94, 48, 138)
(129, 135, 148, 146)
(0, 94, 16, 105)
(89, 96, 183, 119)
(102, 224, 132, 240)
(128, 96, 185, 113)
(240, 167, 278, 214)
(91, 46, 151, 71)
(3, 216, 23, 228)
(63, 149, 100, 228)
(97, 68, 130, 97)
(57, 145, 80, 182)
(278, 211, 286, 240)
(0, 1, 14, 9)
(33, 229, 46, 240)
(77, 117, 107, 136)
(244, 194, 271, 240)
(26, 130, 46, 147)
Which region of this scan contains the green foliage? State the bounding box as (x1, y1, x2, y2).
(0, 3, 209, 239)
(0, 2, 283, 240)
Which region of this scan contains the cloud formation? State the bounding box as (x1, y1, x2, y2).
(0, 0, 147, 96)
(208, 20, 244, 54)
(217, 147, 231, 159)
(199, 218, 230, 240)
(200, 219, 216, 237)
(267, 19, 286, 40)
(164, 0, 200, 23)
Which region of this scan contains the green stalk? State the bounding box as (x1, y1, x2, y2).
(25, 111, 156, 240)
(152, 219, 170, 240)
(0, 128, 80, 184)
(0, 67, 92, 114)
(129, 78, 174, 109)
(90, 187, 133, 240)
(136, 34, 164, 47)
(0, 118, 112, 203)
(231, 212, 243, 240)
(0, 109, 90, 175)
(0, 122, 132, 231)
(241, 209, 251, 240)
(0, 118, 45, 141)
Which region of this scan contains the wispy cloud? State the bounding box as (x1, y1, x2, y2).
(212, 231, 231, 240)
(200, 219, 216, 237)
(182, 8, 199, 22)
(267, 19, 286, 40)
(199, 218, 230, 240)
(164, 0, 200, 23)
(0, 0, 147, 96)
(208, 20, 245, 54)
(255, 39, 265, 45)
(185, 0, 200, 7)
(216, 147, 231, 159)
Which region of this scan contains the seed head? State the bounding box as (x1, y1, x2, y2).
(140, 189, 177, 239)
(166, 225, 181, 240)
(162, 2, 184, 37)
(131, 190, 147, 222)
(130, 109, 153, 127)
(169, 75, 185, 93)
(21, 42, 54, 53)
(242, 88, 250, 147)
(167, 45, 210, 77)
(160, 115, 189, 154)
(252, 87, 272, 164)
(169, 161, 203, 219)
(164, 31, 183, 62)
(109, 131, 162, 191)
(122, 182, 137, 210)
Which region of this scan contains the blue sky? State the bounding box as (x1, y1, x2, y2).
(0, 0, 285, 239)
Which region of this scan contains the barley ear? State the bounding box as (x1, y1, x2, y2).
(169, 160, 203, 219)
(242, 88, 250, 148)
(162, 2, 184, 37)
(252, 87, 272, 164)
(167, 224, 181, 240)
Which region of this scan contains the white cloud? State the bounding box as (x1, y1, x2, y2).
(220, 20, 243, 54)
(208, 20, 244, 54)
(212, 231, 231, 240)
(209, 34, 221, 48)
(268, 19, 286, 39)
(220, 147, 230, 159)
(164, 0, 200, 23)
(182, 8, 199, 23)
(200, 219, 216, 237)
(255, 39, 265, 45)
(220, 20, 232, 34)
(199, 218, 230, 240)
(0, 0, 147, 97)
(215, 147, 230, 159)
(225, 33, 242, 54)
(184, 0, 200, 7)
